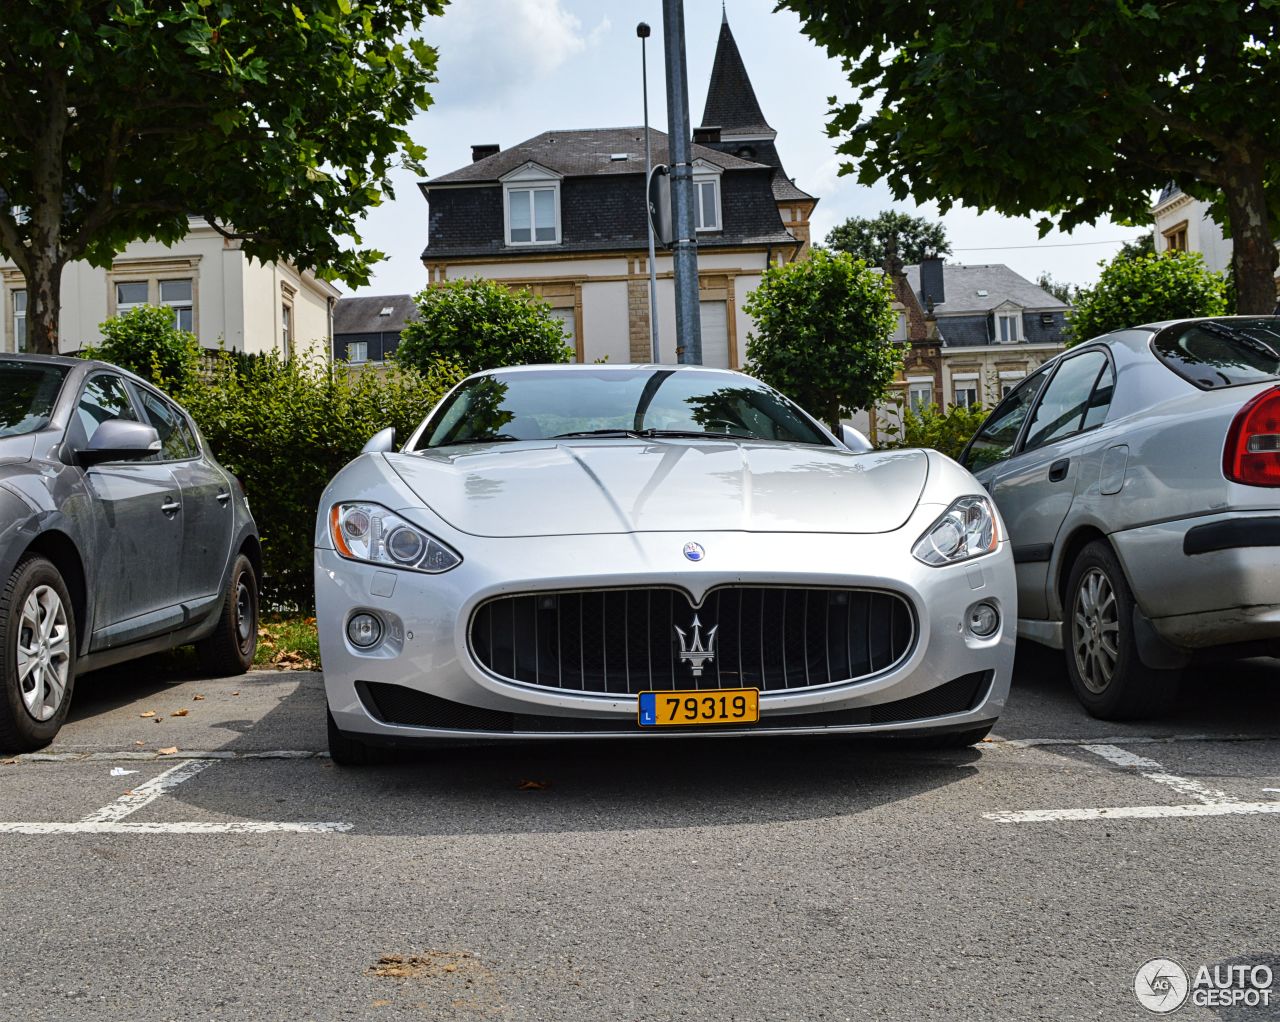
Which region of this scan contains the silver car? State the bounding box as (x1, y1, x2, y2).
(960, 316, 1280, 719)
(315, 364, 1015, 763)
(0, 355, 260, 752)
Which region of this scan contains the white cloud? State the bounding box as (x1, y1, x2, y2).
(430, 0, 612, 107)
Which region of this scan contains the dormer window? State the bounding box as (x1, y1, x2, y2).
(691, 161, 723, 232)
(995, 309, 1023, 343)
(501, 163, 563, 247)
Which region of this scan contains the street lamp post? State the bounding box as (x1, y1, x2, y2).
(661, 0, 702, 363)
(637, 21, 660, 364)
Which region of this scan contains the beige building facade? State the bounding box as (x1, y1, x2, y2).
(2, 218, 339, 357)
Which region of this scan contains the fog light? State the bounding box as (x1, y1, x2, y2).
(968, 602, 1000, 638)
(347, 612, 383, 648)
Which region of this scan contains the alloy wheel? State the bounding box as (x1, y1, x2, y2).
(16, 585, 71, 722)
(1072, 567, 1120, 694)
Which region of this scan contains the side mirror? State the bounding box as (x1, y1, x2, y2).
(80, 419, 161, 465)
(361, 426, 396, 455)
(839, 424, 872, 453)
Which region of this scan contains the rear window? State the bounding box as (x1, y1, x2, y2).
(1152, 319, 1280, 389)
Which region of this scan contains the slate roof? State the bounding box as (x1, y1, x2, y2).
(904, 263, 1070, 314)
(333, 294, 417, 334)
(700, 15, 773, 137)
(425, 128, 766, 187)
(1155, 182, 1183, 206)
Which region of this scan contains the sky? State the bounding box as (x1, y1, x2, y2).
(349, 0, 1150, 300)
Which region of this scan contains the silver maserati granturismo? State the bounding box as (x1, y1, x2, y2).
(314, 364, 1015, 763)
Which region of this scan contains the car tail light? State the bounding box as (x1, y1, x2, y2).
(1224, 386, 1280, 486)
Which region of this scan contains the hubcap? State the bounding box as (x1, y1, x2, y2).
(15, 585, 71, 722)
(235, 577, 253, 649)
(1072, 567, 1120, 694)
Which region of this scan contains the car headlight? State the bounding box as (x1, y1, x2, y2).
(329, 502, 461, 573)
(912, 495, 999, 566)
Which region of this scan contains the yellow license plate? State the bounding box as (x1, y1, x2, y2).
(637, 689, 759, 727)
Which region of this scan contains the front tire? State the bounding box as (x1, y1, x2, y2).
(0, 557, 77, 753)
(196, 553, 258, 676)
(327, 710, 395, 766)
(1064, 540, 1177, 720)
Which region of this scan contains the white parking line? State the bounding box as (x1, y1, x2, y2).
(79, 759, 212, 823)
(985, 743, 1280, 824)
(0, 757, 352, 836)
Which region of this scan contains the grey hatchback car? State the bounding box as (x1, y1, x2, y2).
(961, 317, 1280, 720)
(0, 354, 260, 751)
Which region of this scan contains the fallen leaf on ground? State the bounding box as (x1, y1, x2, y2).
(153, 718, 162, 724)
(139, 711, 156, 718)
(1, 758, 16, 765)
(171, 708, 190, 717)
(134, 741, 145, 747)
(517, 779, 550, 791)
(981, 736, 995, 742)
(122, 789, 135, 796)
(193, 695, 205, 701)
(371, 1001, 392, 1008)
(230, 691, 240, 696)
(157, 746, 178, 755)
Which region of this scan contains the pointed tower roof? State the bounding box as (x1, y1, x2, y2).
(699, 14, 774, 138)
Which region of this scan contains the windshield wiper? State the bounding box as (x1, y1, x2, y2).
(550, 429, 642, 439)
(440, 434, 522, 446)
(637, 428, 739, 440)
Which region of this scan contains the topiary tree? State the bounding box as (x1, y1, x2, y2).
(87, 305, 201, 392)
(744, 248, 901, 431)
(1068, 251, 1229, 345)
(396, 278, 573, 374)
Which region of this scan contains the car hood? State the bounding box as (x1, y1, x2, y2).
(385, 441, 929, 537)
(0, 434, 36, 466)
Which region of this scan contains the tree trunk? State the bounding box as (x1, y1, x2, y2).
(1221, 159, 1279, 314)
(25, 257, 63, 355)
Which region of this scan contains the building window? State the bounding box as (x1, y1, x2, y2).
(12, 289, 27, 353)
(115, 281, 149, 314)
(506, 185, 559, 245)
(159, 279, 193, 332)
(952, 376, 979, 408)
(347, 340, 368, 364)
(694, 178, 721, 231)
(999, 371, 1026, 398)
(996, 311, 1022, 343)
(891, 311, 908, 341)
(907, 379, 934, 412)
(1163, 220, 1189, 252)
(281, 303, 293, 358)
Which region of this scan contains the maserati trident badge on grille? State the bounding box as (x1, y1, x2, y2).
(674, 614, 718, 676)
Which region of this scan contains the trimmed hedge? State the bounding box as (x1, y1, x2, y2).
(178, 352, 464, 609)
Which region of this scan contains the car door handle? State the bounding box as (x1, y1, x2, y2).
(216, 490, 231, 505)
(161, 498, 181, 516)
(1048, 458, 1070, 482)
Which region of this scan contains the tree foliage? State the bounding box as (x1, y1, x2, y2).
(1067, 252, 1228, 345)
(743, 248, 901, 430)
(1114, 231, 1156, 264)
(0, 0, 445, 353)
(86, 304, 202, 391)
(396, 278, 574, 375)
(780, 0, 1280, 313)
(824, 210, 950, 266)
(1035, 272, 1081, 306)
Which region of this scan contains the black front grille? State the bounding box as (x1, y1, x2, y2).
(469, 586, 915, 695)
(355, 671, 992, 734)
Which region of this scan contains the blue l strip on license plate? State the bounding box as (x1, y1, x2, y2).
(637, 689, 759, 727)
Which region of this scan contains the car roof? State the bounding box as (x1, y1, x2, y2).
(0, 351, 155, 388)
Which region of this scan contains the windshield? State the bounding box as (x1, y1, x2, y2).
(1152, 319, 1280, 389)
(415, 369, 832, 449)
(0, 362, 68, 438)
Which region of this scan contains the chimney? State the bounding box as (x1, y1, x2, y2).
(693, 126, 721, 144)
(919, 256, 945, 309)
(471, 144, 500, 163)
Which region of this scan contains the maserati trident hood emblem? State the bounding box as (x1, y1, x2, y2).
(675, 614, 718, 676)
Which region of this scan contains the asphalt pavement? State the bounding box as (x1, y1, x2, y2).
(0, 643, 1277, 1021)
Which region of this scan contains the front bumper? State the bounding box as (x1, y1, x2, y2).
(315, 519, 1016, 741)
(1111, 509, 1280, 648)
